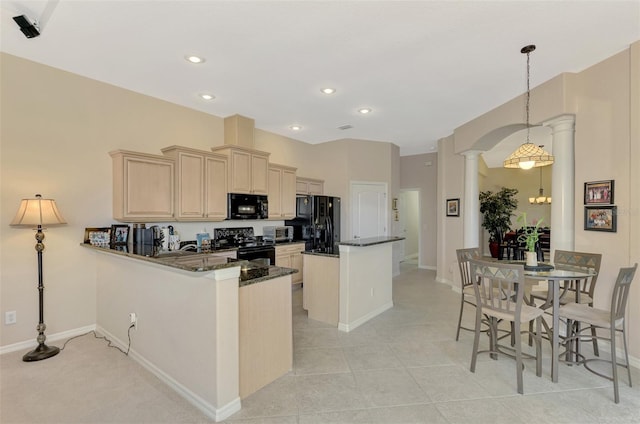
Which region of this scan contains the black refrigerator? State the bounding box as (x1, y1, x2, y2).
(285, 195, 340, 253)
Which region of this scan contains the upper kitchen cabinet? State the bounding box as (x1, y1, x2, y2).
(296, 177, 324, 195)
(211, 146, 270, 195)
(161, 146, 228, 221)
(110, 150, 175, 222)
(268, 164, 297, 219)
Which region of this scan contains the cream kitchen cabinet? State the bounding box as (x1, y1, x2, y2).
(211, 146, 270, 195)
(110, 150, 175, 222)
(296, 177, 324, 195)
(275, 243, 305, 285)
(161, 146, 228, 221)
(268, 164, 297, 219)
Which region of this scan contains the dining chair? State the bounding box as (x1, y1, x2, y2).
(559, 263, 637, 403)
(530, 250, 602, 355)
(455, 247, 480, 341)
(468, 259, 543, 394)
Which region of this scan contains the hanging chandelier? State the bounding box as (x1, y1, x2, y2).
(529, 166, 551, 204)
(504, 45, 554, 170)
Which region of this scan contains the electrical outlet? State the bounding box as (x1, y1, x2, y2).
(129, 312, 137, 328)
(5, 311, 17, 325)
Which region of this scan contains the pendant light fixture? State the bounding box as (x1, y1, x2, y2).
(504, 45, 554, 169)
(529, 166, 551, 204)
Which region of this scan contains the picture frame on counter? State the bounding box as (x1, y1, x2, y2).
(110, 224, 130, 246)
(84, 227, 111, 247)
(584, 180, 614, 205)
(584, 205, 617, 232)
(446, 198, 460, 217)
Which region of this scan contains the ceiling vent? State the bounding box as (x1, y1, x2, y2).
(337, 124, 353, 130)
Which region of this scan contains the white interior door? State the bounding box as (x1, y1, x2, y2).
(351, 182, 387, 239)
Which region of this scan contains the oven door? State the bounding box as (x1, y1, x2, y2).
(237, 245, 276, 266)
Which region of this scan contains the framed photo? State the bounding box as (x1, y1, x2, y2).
(110, 224, 130, 246)
(584, 180, 614, 205)
(84, 227, 111, 247)
(446, 198, 460, 217)
(584, 206, 617, 232)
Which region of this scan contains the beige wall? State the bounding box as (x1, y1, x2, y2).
(0, 53, 398, 349)
(399, 152, 438, 268)
(439, 41, 640, 361)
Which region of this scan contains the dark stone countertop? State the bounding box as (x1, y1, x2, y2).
(339, 236, 405, 247)
(80, 244, 296, 286)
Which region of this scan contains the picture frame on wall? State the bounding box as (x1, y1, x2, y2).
(446, 198, 460, 217)
(584, 180, 614, 205)
(110, 224, 130, 246)
(584, 205, 617, 232)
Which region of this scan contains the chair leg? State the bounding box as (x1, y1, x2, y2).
(611, 326, 620, 404)
(514, 321, 524, 394)
(622, 322, 632, 388)
(535, 316, 542, 377)
(591, 325, 600, 357)
(455, 295, 465, 341)
(470, 309, 482, 373)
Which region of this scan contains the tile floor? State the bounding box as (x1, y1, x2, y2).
(2, 262, 639, 423)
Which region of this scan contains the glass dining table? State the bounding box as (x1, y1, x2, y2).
(520, 264, 597, 382)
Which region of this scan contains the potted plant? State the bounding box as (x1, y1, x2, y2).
(479, 187, 518, 257)
(516, 212, 544, 266)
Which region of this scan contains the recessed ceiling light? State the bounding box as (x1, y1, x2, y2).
(358, 108, 372, 114)
(289, 125, 302, 131)
(185, 55, 205, 64)
(321, 88, 336, 94)
(199, 93, 215, 101)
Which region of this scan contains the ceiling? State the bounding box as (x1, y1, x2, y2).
(1, 1, 638, 157)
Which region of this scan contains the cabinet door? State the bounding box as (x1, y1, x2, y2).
(276, 253, 291, 268)
(205, 155, 228, 220)
(120, 155, 174, 220)
(308, 181, 324, 195)
(177, 152, 205, 219)
(251, 154, 269, 194)
(282, 169, 297, 218)
(291, 252, 303, 284)
(229, 149, 252, 194)
(268, 167, 283, 218)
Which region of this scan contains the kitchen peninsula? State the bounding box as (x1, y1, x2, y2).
(83, 244, 295, 422)
(302, 236, 404, 332)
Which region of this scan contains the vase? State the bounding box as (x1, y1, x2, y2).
(525, 251, 538, 267)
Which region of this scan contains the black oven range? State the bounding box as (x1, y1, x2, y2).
(213, 227, 275, 266)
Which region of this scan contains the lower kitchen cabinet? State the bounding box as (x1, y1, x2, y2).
(275, 243, 305, 285)
(239, 275, 292, 398)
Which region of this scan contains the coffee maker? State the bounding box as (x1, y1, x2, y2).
(133, 224, 164, 255)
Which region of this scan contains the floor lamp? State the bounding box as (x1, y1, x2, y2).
(11, 194, 67, 362)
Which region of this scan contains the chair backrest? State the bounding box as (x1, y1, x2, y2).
(610, 263, 638, 323)
(456, 247, 480, 291)
(468, 259, 526, 320)
(553, 250, 602, 298)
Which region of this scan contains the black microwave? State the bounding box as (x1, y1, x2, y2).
(227, 193, 268, 220)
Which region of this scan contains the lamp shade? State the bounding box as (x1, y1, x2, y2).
(11, 194, 66, 227)
(503, 142, 554, 169)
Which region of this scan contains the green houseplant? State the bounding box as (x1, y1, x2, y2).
(479, 187, 518, 257)
(516, 212, 544, 265)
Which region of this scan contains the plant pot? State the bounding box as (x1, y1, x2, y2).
(525, 251, 538, 267)
(489, 241, 499, 258)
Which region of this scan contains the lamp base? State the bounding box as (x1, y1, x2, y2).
(22, 343, 60, 362)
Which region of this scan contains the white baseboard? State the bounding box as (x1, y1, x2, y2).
(419, 265, 436, 270)
(0, 324, 96, 355)
(338, 301, 393, 333)
(96, 325, 241, 422)
(596, 339, 640, 371)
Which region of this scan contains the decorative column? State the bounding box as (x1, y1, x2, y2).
(462, 151, 481, 248)
(544, 115, 575, 254)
